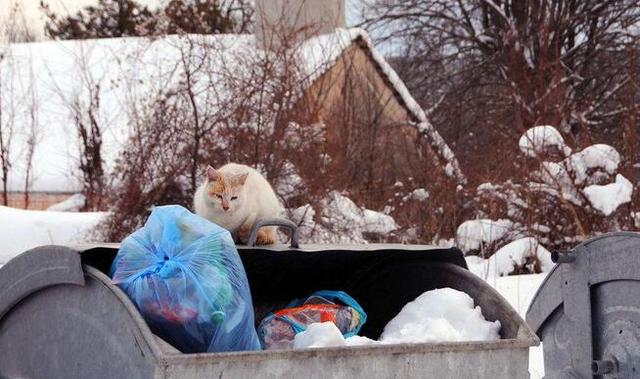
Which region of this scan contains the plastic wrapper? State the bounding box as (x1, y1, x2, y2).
(258, 290, 367, 349)
(110, 205, 260, 353)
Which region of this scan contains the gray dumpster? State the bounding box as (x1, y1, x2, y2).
(527, 232, 640, 379)
(0, 243, 538, 379)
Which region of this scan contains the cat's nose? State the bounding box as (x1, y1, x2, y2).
(222, 205, 229, 211)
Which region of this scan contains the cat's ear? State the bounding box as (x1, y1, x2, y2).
(206, 166, 219, 182)
(237, 172, 249, 186)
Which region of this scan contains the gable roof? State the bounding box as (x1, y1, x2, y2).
(0, 28, 462, 193)
(317, 29, 464, 182)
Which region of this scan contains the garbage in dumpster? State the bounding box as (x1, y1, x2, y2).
(286, 288, 501, 349)
(257, 290, 367, 350)
(109, 205, 261, 353)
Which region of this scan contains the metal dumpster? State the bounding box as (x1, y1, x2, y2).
(0, 240, 538, 379)
(527, 232, 640, 379)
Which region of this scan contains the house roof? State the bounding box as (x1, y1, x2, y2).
(0, 28, 462, 193)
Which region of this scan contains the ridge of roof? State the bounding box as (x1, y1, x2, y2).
(334, 29, 465, 183)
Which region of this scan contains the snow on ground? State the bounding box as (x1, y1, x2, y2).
(583, 173, 633, 216)
(466, 254, 548, 379)
(0, 206, 105, 264)
(46, 193, 86, 212)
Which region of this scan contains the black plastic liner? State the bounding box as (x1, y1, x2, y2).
(82, 245, 467, 339)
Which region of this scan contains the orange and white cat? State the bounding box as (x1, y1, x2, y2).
(193, 163, 283, 245)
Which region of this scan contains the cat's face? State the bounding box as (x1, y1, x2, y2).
(205, 166, 248, 213)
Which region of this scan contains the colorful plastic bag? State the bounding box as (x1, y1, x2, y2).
(110, 205, 261, 353)
(257, 290, 367, 349)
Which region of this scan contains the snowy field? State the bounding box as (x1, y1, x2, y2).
(0, 206, 546, 377)
(0, 206, 106, 264)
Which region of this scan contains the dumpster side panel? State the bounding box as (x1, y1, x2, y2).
(0, 267, 161, 379)
(0, 246, 85, 320)
(162, 346, 530, 379)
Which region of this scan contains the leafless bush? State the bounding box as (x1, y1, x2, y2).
(97, 17, 462, 242)
(360, 0, 640, 185)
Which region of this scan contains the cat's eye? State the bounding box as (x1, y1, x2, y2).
(231, 196, 238, 201)
(216, 195, 223, 199)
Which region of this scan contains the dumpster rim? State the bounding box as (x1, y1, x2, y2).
(160, 336, 535, 365)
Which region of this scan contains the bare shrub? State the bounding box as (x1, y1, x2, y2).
(98, 19, 461, 242)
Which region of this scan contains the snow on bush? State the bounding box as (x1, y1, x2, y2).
(379, 288, 501, 344)
(535, 161, 583, 205)
(532, 143, 622, 205)
(274, 161, 306, 201)
(484, 237, 554, 277)
(519, 125, 571, 158)
(402, 188, 429, 202)
(456, 219, 513, 252)
(470, 124, 637, 265)
(290, 191, 398, 244)
(583, 174, 633, 216)
(0, 206, 105, 264)
(567, 144, 620, 185)
(531, 141, 628, 214)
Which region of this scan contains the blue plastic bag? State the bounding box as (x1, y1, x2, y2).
(110, 205, 261, 353)
(258, 290, 367, 349)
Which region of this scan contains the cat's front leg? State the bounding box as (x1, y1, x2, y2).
(237, 212, 258, 245)
(237, 223, 252, 244)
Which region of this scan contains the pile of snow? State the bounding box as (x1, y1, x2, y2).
(0, 206, 106, 264)
(293, 322, 376, 349)
(456, 219, 513, 252)
(291, 191, 398, 244)
(291, 288, 500, 350)
(293, 322, 348, 348)
(379, 288, 501, 344)
(583, 174, 633, 216)
(481, 237, 554, 277)
(519, 125, 571, 158)
(46, 194, 86, 212)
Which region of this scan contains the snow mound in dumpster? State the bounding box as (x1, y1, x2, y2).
(291, 288, 501, 349)
(380, 288, 501, 343)
(293, 322, 377, 349)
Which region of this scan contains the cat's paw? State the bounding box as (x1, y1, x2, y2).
(256, 228, 276, 245)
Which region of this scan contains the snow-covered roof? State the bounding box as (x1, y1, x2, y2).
(0, 28, 462, 193)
